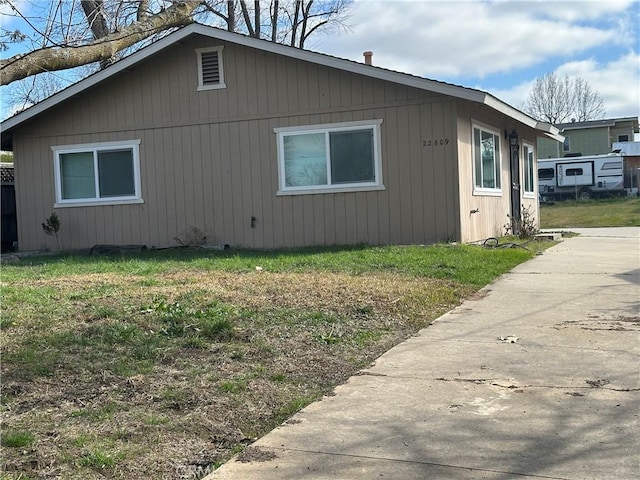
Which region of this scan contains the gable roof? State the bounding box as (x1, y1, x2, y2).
(1, 23, 562, 150)
(556, 117, 639, 132)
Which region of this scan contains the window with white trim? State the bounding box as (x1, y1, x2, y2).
(275, 120, 383, 195)
(562, 135, 570, 152)
(52, 140, 142, 206)
(196, 46, 225, 90)
(523, 143, 535, 196)
(472, 125, 501, 193)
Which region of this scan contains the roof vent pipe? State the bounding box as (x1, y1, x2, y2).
(363, 51, 373, 65)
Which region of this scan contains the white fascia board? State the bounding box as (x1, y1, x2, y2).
(541, 132, 565, 142)
(535, 121, 563, 142)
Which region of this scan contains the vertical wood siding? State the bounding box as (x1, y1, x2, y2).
(14, 36, 470, 251)
(455, 102, 540, 242)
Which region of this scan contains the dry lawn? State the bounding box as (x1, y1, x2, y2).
(1, 267, 474, 479)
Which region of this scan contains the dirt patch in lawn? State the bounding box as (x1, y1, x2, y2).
(1, 269, 474, 479)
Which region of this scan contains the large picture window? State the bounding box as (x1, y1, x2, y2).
(473, 125, 501, 193)
(523, 143, 535, 196)
(275, 120, 383, 194)
(52, 140, 142, 206)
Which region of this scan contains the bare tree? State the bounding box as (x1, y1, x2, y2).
(0, 0, 350, 87)
(572, 77, 606, 122)
(1, 0, 202, 85)
(524, 72, 606, 124)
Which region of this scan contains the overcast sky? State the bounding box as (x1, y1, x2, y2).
(1, 0, 638, 122)
(309, 0, 640, 120)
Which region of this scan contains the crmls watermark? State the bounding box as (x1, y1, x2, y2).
(175, 464, 215, 479)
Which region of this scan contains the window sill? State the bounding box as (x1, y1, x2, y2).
(523, 193, 536, 199)
(55, 198, 144, 208)
(197, 83, 226, 91)
(472, 189, 502, 197)
(277, 184, 386, 196)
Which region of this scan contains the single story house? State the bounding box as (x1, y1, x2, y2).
(1, 24, 561, 252)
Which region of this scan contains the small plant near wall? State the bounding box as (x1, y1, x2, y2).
(42, 212, 61, 250)
(504, 206, 539, 239)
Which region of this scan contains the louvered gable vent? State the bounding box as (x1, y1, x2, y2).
(196, 46, 225, 90)
(201, 51, 220, 85)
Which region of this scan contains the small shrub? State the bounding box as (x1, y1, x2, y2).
(41, 212, 61, 250)
(504, 205, 539, 239)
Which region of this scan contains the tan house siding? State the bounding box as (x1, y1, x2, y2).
(12, 36, 464, 251)
(455, 103, 540, 243)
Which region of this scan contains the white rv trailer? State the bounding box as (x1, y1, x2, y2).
(538, 153, 625, 200)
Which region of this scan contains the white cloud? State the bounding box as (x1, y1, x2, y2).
(316, 0, 624, 78)
(312, 0, 639, 118)
(557, 53, 640, 118)
(490, 52, 640, 119)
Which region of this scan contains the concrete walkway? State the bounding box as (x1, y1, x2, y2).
(207, 228, 640, 480)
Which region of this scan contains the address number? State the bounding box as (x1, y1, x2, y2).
(422, 138, 449, 147)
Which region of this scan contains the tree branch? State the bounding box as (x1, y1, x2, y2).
(137, 0, 150, 21)
(239, 0, 255, 37)
(0, 1, 202, 85)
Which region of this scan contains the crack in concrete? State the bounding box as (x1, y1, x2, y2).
(433, 377, 640, 392)
(262, 446, 572, 479)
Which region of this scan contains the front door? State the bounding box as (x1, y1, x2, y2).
(510, 143, 521, 234)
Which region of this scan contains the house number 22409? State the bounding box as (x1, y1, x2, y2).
(422, 138, 449, 147)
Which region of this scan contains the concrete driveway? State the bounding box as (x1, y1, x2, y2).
(207, 227, 640, 480)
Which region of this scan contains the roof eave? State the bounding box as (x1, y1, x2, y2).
(1, 23, 552, 145)
(535, 122, 563, 142)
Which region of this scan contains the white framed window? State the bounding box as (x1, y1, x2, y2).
(196, 46, 225, 91)
(275, 120, 384, 195)
(562, 135, 570, 152)
(523, 143, 535, 197)
(52, 140, 142, 207)
(472, 124, 501, 194)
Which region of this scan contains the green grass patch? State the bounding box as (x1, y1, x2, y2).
(219, 380, 248, 394)
(1, 430, 35, 448)
(2, 243, 533, 288)
(541, 197, 640, 228)
(79, 448, 125, 470)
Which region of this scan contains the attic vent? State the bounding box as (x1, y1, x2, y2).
(196, 46, 226, 91)
(201, 52, 220, 84)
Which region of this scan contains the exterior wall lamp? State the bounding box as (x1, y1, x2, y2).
(508, 129, 519, 148)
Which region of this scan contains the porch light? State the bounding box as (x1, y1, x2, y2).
(508, 129, 519, 147)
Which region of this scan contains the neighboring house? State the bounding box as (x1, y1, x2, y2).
(537, 117, 639, 159)
(1, 162, 17, 252)
(0, 24, 561, 252)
